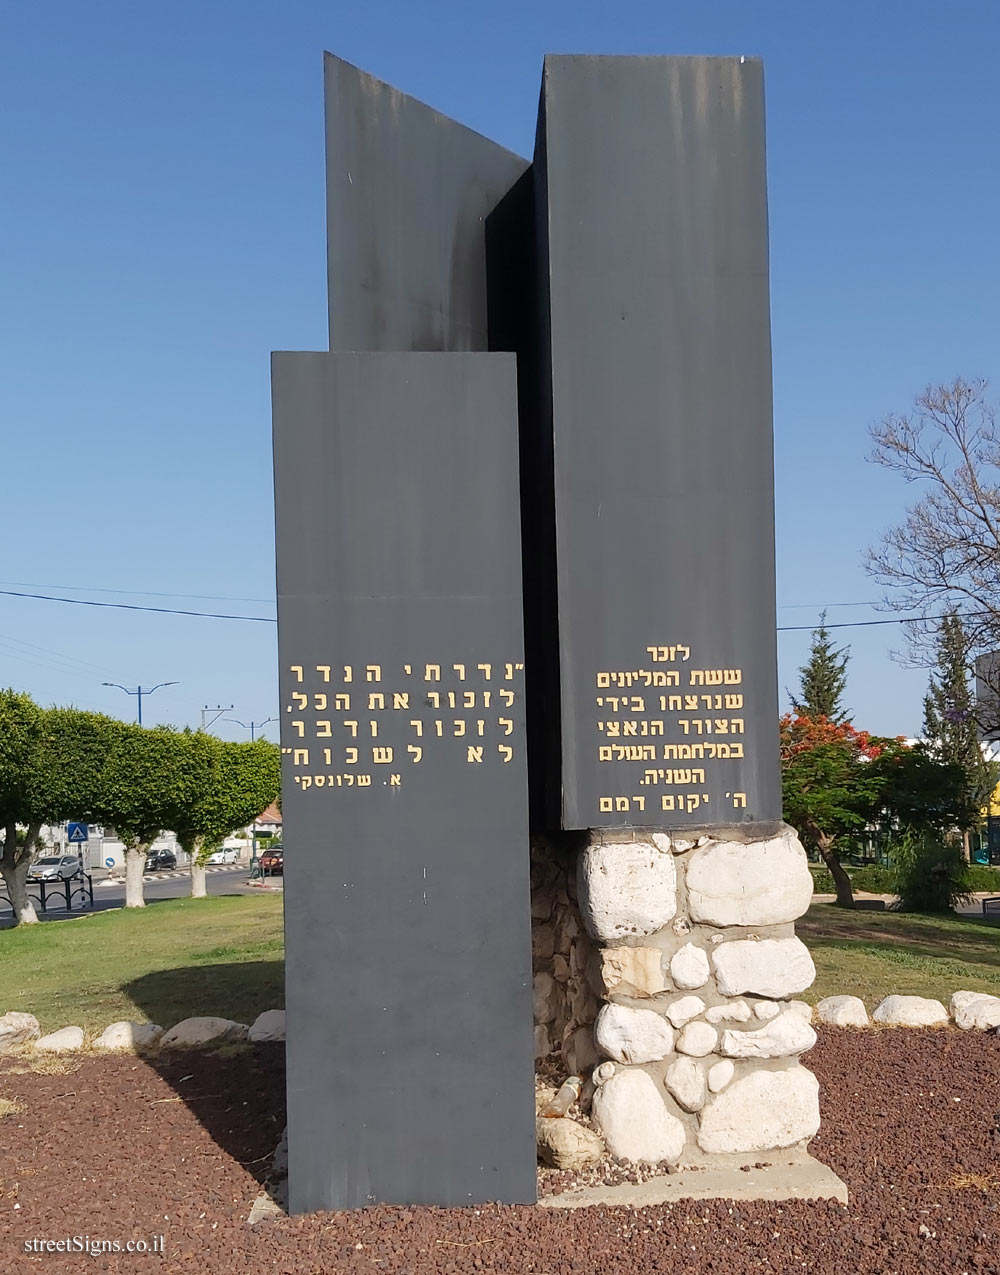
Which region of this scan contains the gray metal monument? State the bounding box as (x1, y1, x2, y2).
(272, 53, 820, 1216)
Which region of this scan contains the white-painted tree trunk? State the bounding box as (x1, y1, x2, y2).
(190, 861, 207, 898)
(124, 846, 147, 908)
(0, 859, 39, 925)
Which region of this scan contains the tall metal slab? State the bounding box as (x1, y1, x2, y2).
(534, 55, 782, 831)
(325, 53, 528, 352)
(272, 351, 536, 1211)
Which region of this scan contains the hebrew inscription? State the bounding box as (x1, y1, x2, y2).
(283, 659, 524, 791)
(595, 644, 751, 818)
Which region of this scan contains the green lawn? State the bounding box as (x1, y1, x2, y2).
(2, 893, 997, 1037)
(0, 895, 284, 1034)
(799, 902, 1000, 1005)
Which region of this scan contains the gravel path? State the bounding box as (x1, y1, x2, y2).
(1, 1028, 998, 1273)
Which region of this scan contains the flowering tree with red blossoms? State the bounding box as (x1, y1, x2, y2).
(779, 714, 889, 908)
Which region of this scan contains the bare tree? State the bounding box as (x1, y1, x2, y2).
(866, 377, 1000, 733)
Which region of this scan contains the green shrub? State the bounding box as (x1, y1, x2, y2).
(963, 862, 1000, 892)
(849, 865, 894, 893)
(891, 831, 972, 914)
(810, 867, 835, 894)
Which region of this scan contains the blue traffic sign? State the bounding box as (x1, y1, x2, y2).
(104, 857, 115, 868)
(67, 822, 89, 843)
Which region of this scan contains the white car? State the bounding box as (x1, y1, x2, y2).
(28, 855, 81, 882)
(206, 847, 240, 865)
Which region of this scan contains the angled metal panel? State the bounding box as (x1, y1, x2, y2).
(535, 55, 782, 831)
(273, 351, 536, 1211)
(325, 54, 529, 352)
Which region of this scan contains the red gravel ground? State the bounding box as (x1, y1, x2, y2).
(1, 1028, 999, 1274)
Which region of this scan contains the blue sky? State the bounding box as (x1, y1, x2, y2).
(1, 0, 997, 739)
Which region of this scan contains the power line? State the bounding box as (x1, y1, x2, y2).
(0, 579, 275, 605)
(0, 589, 275, 622)
(0, 585, 992, 636)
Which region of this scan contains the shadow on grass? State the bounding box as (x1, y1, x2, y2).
(799, 904, 1000, 973)
(124, 961, 287, 1188)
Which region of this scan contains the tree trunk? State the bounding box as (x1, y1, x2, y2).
(810, 824, 855, 908)
(0, 858, 40, 925)
(190, 858, 207, 899)
(962, 829, 971, 863)
(123, 845, 147, 908)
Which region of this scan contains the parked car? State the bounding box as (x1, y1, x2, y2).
(207, 847, 239, 865)
(259, 847, 283, 875)
(27, 855, 81, 882)
(144, 849, 177, 873)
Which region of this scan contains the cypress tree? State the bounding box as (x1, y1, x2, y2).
(794, 612, 850, 723)
(923, 612, 997, 827)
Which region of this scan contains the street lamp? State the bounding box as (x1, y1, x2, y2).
(102, 681, 178, 726)
(225, 716, 277, 742)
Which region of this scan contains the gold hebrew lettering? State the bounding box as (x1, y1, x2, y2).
(500, 689, 514, 707)
(293, 748, 309, 766)
(428, 691, 441, 709)
(369, 720, 378, 737)
(357, 775, 372, 787)
(463, 691, 475, 709)
(292, 692, 307, 710)
(343, 720, 358, 737)
(732, 792, 747, 808)
(723, 669, 742, 684)
(373, 747, 393, 764)
(633, 795, 645, 811)
(345, 747, 358, 764)
(615, 797, 629, 812)
(660, 794, 675, 811)
(343, 665, 353, 683)
(334, 693, 350, 711)
(408, 745, 422, 763)
(477, 663, 492, 680)
(297, 775, 311, 790)
(290, 665, 303, 682)
(724, 694, 744, 709)
(390, 774, 401, 787)
(453, 664, 465, 680)
(690, 669, 705, 685)
(600, 746, 613, 762)
(316, 665, 331, 683)
(368, 692, 385, 710)
(597, 672, 611, 688)
(467, 746, 483, 763)
(454, 720, 466, 737)
(499, 744, 513, 762)
(393, 692, 410, 710)
(316, 721, 331, 738)
(600, 797, 614, 812)
(366, 665, 381, 682)
(425, 664, 440, 681)
(409, 719, 423, 737)
(705, 670, 723, 685)
(291, 721, 305, 737)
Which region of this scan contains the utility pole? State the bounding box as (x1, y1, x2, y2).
(226, 716, 277, 742)
(201, 705, 234, 730)
(102, 681, 178, 726)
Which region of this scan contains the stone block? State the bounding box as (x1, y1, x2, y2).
(950, 990, 1000, 1031)
(815, 996, 868, 1027)
(34, 1026, 85, 1053)
(536, 1117, 605, 1170)
(669, 943, 711, 990)
(599, 946, 669, 997)
(249, 1010, 286, 1042)
(720, 1010, 817, 1059)
(676, 1020, 717, 1057)
(665, 1056, 706, 1112)
(160, 1017, 250, 1049)
(707, 1059, 735, 1093)
(578, 840, 677, 941)
(94, 1021, 163, 1051)
(664, 996, 706, 1028)
(697, 1065, 820, 1154)
(685, 828, 813, 927)
(592, 1069, 686, 1165)
(712, 938, 816, 999)
(871, 995, 948, 1027)
(0, 1011, 40, 1054)
(594, 1004, 674, 1064)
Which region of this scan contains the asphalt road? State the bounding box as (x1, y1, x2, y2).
(0, 865, 282, 926)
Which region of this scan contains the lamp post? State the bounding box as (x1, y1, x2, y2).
(225, 716, 277, 742)
(102, 681, 178, 726)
